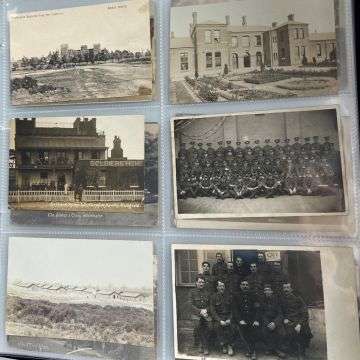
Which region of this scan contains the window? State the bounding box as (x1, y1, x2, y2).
(232, 53, 239, 69)
(206, 52, 213, 68)
(177, 250, 198, 285)
(255, 35, 262, 46)
(272, 36, 277, 43)
(280, 48, 285, 58)
(232, 36, 238, 47)
(244, 52, 251, 67)
(295, 28, 299, 39)
(215, 52, 221, 67)
(317, 43, 322, 57)
(205, 30, 211, 44)
(301, 46, 306, 57)
(241, 36, 250, 47)
(273, 52, 278, 61)
(91, 151, 100, 159)
(180, 52, 189, 71)
(300, 28, 305, 39)
(213, 30, 220, 43)
(279, 32, 284, 42)
(296, 46, 300, 58)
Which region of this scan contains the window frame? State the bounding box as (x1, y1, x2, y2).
(317, 43, 322, 57)
(241, 35, 250, 48)
(180, 52, 189, 71)
(206, 52, 213, 68)
(232, 36, 238, 47)
(255, 35, 262, 46)
(213, 30, 220, 43)
(205, 30, 212, 44)
(215, 51, 222, 67)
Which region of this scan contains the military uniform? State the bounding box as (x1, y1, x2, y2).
(280, 292, 313, 356)
(210, 291, 235, 350)
(197, 143, 206, 165)
(186, 142, 198, 163)
(246, 271, 264, 298)
(190, 287, 213, 352)
(206, 143, 216, 163)
(233, 290, 261, 355)
(212, 260, 228, 284)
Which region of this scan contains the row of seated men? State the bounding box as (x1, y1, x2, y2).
(177, 137, 340, 199)
(189, 253, 312, 360)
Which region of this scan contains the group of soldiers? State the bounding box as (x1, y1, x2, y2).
(189, 253, 312, 360)
(177, 136, 340, 199)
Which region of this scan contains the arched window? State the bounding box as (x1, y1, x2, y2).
(244, 52, 251, 68)
(256, 52, 262, 66)
(232, 53, 239, 69)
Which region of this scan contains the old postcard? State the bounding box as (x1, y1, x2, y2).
(172, 107, 347, 219)
(172, 244, 360, 359)
(9, 115, 145, 217)
(9, 0, 153, 105)
(7, 237, 156, 359)
(170, 0, 338, 104)
(9, 122, 159, 227)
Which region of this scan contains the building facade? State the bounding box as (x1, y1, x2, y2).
(170, 13, 336, 80)
(11, 117, 143, 191)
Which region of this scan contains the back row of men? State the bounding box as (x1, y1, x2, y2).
(189, 253, 312, 359)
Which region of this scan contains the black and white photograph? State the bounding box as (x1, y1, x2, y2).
(7, 237, 156, 359)
(9, 0, 153, 105)
(172, 245, 360, 360)
(170, 0, 338, 104)
(9, 115, 145, 217)
(172, 107, 347, 219)
(9, 122, 159, 227)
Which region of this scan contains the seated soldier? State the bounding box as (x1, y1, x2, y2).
(261, 284, 286, 358)
(210, 281, 235, 356)
(233, 280, 261, 360)
(190, 275, 213, 355)
(280, 283, 313, 360)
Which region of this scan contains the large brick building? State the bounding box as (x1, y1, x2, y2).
(11, 117, 143, 191)
(170, 13, 336, 80)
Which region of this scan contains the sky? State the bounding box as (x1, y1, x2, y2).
(8, 237, 154, 289)
(10, 115, 144, 159)
(171, 0, 336, 37)
(10, 0, 150, 60)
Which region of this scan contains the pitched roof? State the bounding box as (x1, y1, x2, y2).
(198, 20, 225, 25)
(309, 32, 336, 41)
(121, 291, 141, 298)
(272, 21, 308, 30)
(170, 37, 194, 49)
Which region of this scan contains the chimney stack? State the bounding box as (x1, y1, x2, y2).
(192, 12, 198, 25)
(288, 14, 294, 21)
(225, 15, 230, 25)
(272, 22, 277, 28)
(242, 16, 247, 26)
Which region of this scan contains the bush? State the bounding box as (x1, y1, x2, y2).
(198, 84, 218, 102)
(184, 76, 196, 87)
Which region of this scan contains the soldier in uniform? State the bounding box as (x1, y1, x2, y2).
(302, 137, 312, 154)
(260, 285, 286, 358)
(178, 143, 187, 159)
(206, 142, 216, 163)
(210, 281, 235, 356)
(253, 140, 262, 156)
(233, 280, 261, 360)
(281, 283, 313, 360)
(190, 275, 213, 355)
(212, 253, 228, 284)
(225, 140, 235, 157)
(263, 139, 272, 156)
(292, 137, 302, 156)
(234, 256, 249, 281)
(311, 136, 321, 154)
(246, 263, 264, 298)
(200, 261, 216, 294)
(187, 141, 198, 163)
(197, 143, 206, 165)
(274, 139, 284, 159)
(225, 261, 240, 296)
(269, 262, 289, 298)
(216, 141, 225, 160)
(235, 141, 243, 158)
(321, 136, 332, 155)
(257, 253, 271, 285)
(283, 139, 292, 156)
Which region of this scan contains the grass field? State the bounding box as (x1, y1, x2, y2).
(11, 62, 152, 105)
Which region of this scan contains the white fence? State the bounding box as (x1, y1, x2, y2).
(8, 190, 144, 203)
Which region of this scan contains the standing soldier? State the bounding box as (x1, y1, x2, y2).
(321, 136, 332, 155)
(225, 140, 235, 157)
(257, 252, 272, 284)
(234, 256, 249, 282)
(187, 141, 198, 163)
(225, 261, 240, 296)
(216, 141, 225, 160)
(197, 143, 206, 165)
(253, 140, 262, 156)
(280, 283, 313, 360)
(283, 139, 292, 156)
(233, 280, 261, 360)
(212, 253, 228, 284)
(190, 275, 213, 355)
(261, 285, 286, 358)
(200, 261, 216, 294)
(274, 139, 284, 159)
(311, 136, 321, 154)
(302, 137, 312, 154)
(235, 141, 243, 158)
(292, 137, 302, 156)
(246, 263, 264, 298)
(206, 142, 216, 163)
(178, 143, 187, 159)
(269, 262, 289, 298)
(210, 281, 235, 356)
(263, 139, 272, 157)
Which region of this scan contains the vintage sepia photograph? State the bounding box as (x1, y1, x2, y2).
(9, 122, 158, 227)
(172, 107, 347, 219)
(9, 0, 153, 105)
(9, 115, 145, 215)
(172, 245, 360, 360)
(7, 237, 156, 359)
(170, 0, 338, 104)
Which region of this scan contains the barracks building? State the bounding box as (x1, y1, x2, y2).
(170, 13, 336, 80)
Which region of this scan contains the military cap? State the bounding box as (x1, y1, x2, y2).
(245, 140, 250, 145)
(226, 140, 231, 144)
(294, 137, 300, 141)
(284, 139, 290, 143)
(218, 141, 223, 145)
(265, 139, 271, 143)
(274, 139, 280, 143)
(254, 140, 260, 144)
(236, 141, 241, 145)
(190, 141, 195, 145)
